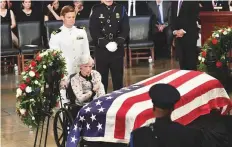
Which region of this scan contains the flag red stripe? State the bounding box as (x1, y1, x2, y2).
(114, 71, 199, 139)
(133, 108, 153, 130)
(174, 97, 232, 125)
(174, 80, 224, 109)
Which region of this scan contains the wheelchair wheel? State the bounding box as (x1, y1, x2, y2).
(53, 108, 74, 147)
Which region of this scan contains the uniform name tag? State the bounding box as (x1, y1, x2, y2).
(116, 13, 120, 19)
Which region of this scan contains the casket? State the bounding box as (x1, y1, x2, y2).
(67, 70, 232, 147)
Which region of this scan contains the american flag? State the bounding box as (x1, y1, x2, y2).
(66, 70, 232, 147)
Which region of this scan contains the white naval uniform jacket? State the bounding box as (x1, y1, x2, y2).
(49, 25, 90, 79)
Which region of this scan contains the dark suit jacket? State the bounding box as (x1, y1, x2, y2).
(199, 1, 214, 11)
(148, 1, 172, 25)
(171, 1, 199, 39)
(147, 1, 172, 36)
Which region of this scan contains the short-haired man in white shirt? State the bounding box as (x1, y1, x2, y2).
(49, 5, 90, 105)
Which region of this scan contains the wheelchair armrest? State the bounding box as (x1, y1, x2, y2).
(64, 102, 82, 110)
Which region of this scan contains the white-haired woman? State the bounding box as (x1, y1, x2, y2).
(70, 55, 105, 106)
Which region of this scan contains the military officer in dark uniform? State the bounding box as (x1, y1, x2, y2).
(129, 84, 203, 147)
(89, 0, 129, 93)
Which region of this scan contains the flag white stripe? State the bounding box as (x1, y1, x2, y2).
(104, 70, 190, 138)
(221, 105, 228, 114)
(83, 136, 129, 144)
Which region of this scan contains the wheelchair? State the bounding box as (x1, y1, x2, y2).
(53, 75, 83, 147)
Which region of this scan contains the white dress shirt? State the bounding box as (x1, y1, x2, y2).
(177, 0, 183, 16)
(128, 0, 136, 16)
(49, 25, 90, 79)
(229, 0, 232, 11)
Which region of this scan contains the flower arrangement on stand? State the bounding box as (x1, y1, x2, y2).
(16, 49, 67, 129)
(198, 26, 232, 72)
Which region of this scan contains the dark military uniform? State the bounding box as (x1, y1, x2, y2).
(130, 84, 203, 147)
(89, 2, 129, 93)
(130, 117, 203, 147)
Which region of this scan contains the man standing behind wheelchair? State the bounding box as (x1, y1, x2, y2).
(49, 5, 90, 106)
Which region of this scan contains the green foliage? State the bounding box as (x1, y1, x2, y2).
(15, 49, 67, 129)
(198, 27, 232, 72)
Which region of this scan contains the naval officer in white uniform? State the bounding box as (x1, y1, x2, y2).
(49, 5, 90, 105)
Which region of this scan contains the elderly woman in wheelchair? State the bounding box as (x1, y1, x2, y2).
(53, 55, 105, 147)
(62, 55, 105, 117)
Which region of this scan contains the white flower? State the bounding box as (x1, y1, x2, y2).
(227, 28, 231, 32)
(19, 109, 26, 115)
(43, 65, 47, 69)
(43, 50, 48, 56)
(40, 52, 44, 57)
(34, 80, 39, 85)
(25, 86, 32, 93)
(218, 29, 222, 32)
(198, 56, 202, 61)
(21, 72, 26, 75)
(16, 88, 22, 97)
(29, 71, 35, 77)
(30, 99, 35, 102)
(223, 31, 227, 35)
(201, 57, 205, 62)
(23, 76, 27, 80)
(32, 116, 35, 120)
(221, 55, 226, 59)
(41, 87, 44, 93)
(212, 33, 219, 38)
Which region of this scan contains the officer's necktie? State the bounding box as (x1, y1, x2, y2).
(157, 5, 162, 24)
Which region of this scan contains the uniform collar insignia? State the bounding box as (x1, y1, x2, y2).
(76, 37, 84, 40)
(99, 14, 104, 18)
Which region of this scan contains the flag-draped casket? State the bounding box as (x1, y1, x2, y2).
(67, 70, 232, 147)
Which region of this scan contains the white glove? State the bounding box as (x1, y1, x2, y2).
(106, 42, 118, 52)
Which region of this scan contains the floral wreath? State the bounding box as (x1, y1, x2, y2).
(16, 49, 67, 129)
(198, 26, 232, 72)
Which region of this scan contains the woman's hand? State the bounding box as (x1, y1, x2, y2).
(60, 79, 68, 88)
(74, 5, 83, 14)
(47, 4, 53, 11)
(93, 83, 100, 92)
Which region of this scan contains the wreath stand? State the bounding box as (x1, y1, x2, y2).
(33, 68, 62, 147)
